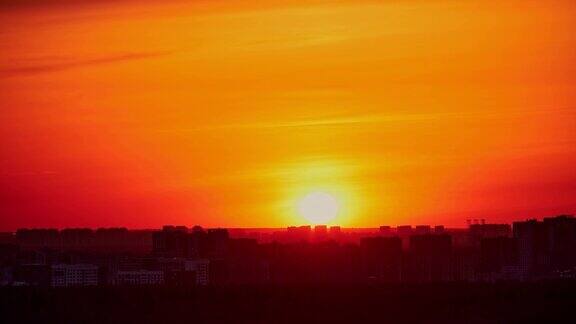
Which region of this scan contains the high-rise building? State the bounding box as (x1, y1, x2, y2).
(478, 237, 517, 281)
(360, 236, 402, 282)
(434, 226, 445, 234)
(397, 225, 413, 250)
(415, 225, 431, 235)
(314, 225, 328, 241)
(205, 228, 230, 259)
(16, 229, 60, 250)
(286, 226, 312, 242)
(468, 223, 511, 248)
(329, 226, 341, 235)
(543, 215, 576, 271)
(452, 247, 478, 282)
(408, 234, 452, 282)
(152, 226, 190, 257)
(379, 226, 392, 236)
(60, 228, 94, 250)
(397, 226, 412, 236)
(510, 216, 576, 279)
(513, 219, 548, 279)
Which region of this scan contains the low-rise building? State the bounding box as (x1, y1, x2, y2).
(116, 270, 164, 286)
(51, 264, 98, 287)
(184, 259, 210, 285)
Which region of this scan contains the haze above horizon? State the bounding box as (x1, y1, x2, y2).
(1, 0, 575, 231)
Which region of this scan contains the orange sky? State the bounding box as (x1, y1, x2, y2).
(1, 0, 575, 230)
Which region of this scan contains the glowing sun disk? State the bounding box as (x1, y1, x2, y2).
(297, 191, 340, 224)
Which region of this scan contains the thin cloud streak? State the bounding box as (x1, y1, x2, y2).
(0, 51, 173, 77)
(155, 106, 576, 133)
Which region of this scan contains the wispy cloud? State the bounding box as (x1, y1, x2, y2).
(0, 51, 172, 77)
(0, 0, 160, 9)
(155, 106, 576, 133)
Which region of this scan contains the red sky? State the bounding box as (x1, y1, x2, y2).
(1, 0, 575, 230)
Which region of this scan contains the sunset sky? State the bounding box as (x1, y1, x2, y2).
(1, 0, 575, 230)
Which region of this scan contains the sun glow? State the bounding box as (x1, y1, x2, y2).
(3, 0, 574, 230)
(276, 158, 367, 226)
(297, 191, 340, 225)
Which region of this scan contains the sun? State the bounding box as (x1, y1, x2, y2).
(297, 191, 340, 224)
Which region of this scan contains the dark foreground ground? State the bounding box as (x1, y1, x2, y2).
(2, 282, 576, 323)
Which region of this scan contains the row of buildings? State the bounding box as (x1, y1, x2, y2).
(1, 215, 575, 286)
(5, 257, 211, 287)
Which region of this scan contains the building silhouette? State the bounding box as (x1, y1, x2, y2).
(360, 236, 402, 282)
(3, 215, 576, 287)
(408, 234, 452, 282)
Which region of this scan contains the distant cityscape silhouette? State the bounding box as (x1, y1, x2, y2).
(3, 214, 576, 287)
(4, 216, 576, 323)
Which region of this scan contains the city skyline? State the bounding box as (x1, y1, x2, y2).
(4, 214, 576, 286)
(5, 215, 576, 322)
(5, 214, 574, 231)
(3, 1, 576, 322)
